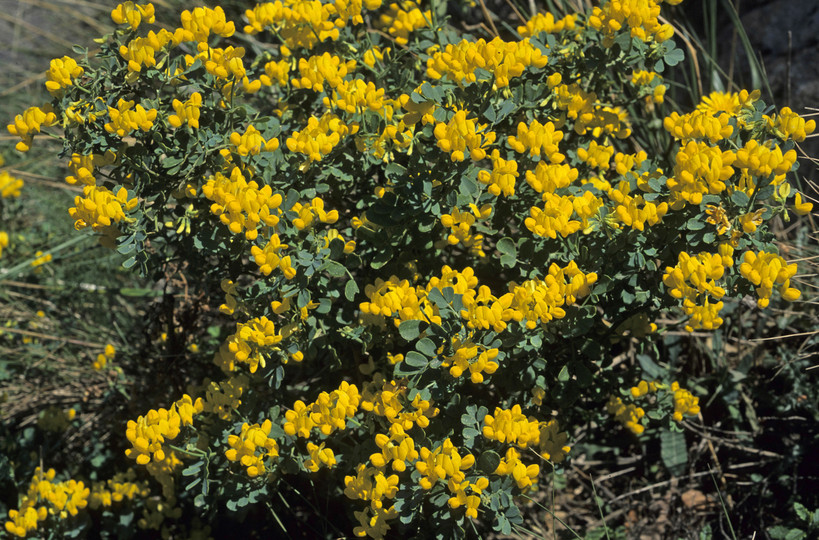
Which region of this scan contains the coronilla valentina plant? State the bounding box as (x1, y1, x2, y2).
(5, 0, 815, 537)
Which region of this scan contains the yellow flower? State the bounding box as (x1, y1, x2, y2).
(111, 2, 155, 30)
(168, 92, 202, 128)
(793, 192, 813, 216)
(7, 105, 57, 152)
(45, 56, 83, 96)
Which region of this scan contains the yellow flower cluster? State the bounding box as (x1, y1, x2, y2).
(7, 105, 57, 152)
(766, 106, 817, 142)
(415, 438, 475, 489)
(202, 374, 249, 420)
(617, 379, 700, 428)
(433, 108, 496, 162)
(125, 394, 203, 465)
(440, 204, 491, 256)
(360, 374, 439, 429)
(630, 379, 658, 398)
(352, 504, 398, 539)
(120, 29, 180, 73)
(578, 140, 614, 170)
(284, 380, 361, 437)
(88, 471, 150, 509)
(0, 170, 24, 198)
(663, 251, 727, 331)
(447, 476, 488, 518)
(360, 275, 441, 326)
(168, 92, 202, 128)
(524, 190, 601, 238)
(362, 263, 596, 334)
(65, 152, 115, 186)
(734, 139, 797, 184)
(110, 1, 155, 30)
(214, 316, 283, 373)
(291, 196, 340, 229)
(670, 381, 700, 421)
(739, 250, 800, 308)
(260, 58, 291, 87)
(327, 0, 383, 27)
(606, 395, 645, 434)
(244, 0, 345, 51)
(663, 109, 734, 143)
(324, 78, 387, 115)
(631, 69, 657, 86)
(482, 404, 542, 448)
(607, 180, 669, 231)
(0, 231, 8, 259)
(494, 447, 539, 490)
(525, 161, 577, 194)
(344, 465, 399, 536)
(179, 6, 235, 43)
(370, 423, 419, 472)
(589, 0, 675, 47)
(631, 70, 667, 104)
(305, 441, 338, 472)
(225, 419, 280, 477)
(94, 343, 116, 370)
(362, 45, 390, 68)
(478, 149, 519, 196)
(68, 185, 138, 232)
(201, 166, 283, 240)
(668, 141, 736, 207)
(250, 233, 296, 279)
(286, 113, 356, 161)
(45, 56, 83, 96)
(230, 124, 280, 156)
(483, 405, 571, 462)
(104, 98, 158, 137)
(4, 468, 91, 538)
(517, 12, 577, 37)
(508, 119, 565, 161)
(551, 83, 633, 138)
(426, 37, 549, 88)
(30, 251, 52, 268)
(293, 52, 356, 92)
(441, 335, 499, 383)
(379, 1, 430, 46)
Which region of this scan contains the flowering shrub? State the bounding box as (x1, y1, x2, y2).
(4, 0, 815, 537)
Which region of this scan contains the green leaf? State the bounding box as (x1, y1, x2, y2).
(496, 237, 516, 258)
(731, 190, 750, 207)
(495, 100, 516, 123)
(477, 450, 500, 474)
(660, 429, 687, 476)
(404, 351, 428, 368)
(345, 280, 359, 302)
(320, 260, 347, 277)
(558, 365, 569, 382)
(415, 338, 437, 357)
(119, 288, 161, 297)
(686, 218, 705, 231)
(399, 320, 423, 340)
(664, 46, 685, 67)
(794, 502, 809, 521)
(426, 287, 448, 308)
(636, 354, 663, 379)
(182, 462, 202, 476)
(483, 103, 497, 124)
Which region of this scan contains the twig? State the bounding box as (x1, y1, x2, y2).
(0, 327, 106, 348)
